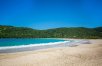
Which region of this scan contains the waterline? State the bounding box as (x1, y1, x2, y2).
(0, 41, 70, 50)
(0, 39, 90, 53)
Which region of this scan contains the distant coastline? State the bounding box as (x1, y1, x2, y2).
(0, 25, 102, 39)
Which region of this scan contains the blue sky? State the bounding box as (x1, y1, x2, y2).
(0, 0, 102, 29)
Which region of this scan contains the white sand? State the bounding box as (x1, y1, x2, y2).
(0, 39, 102, 66)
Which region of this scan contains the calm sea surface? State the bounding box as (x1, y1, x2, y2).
(0, 38, 65, 47)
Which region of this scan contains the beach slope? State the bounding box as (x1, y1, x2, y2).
(0, 39, 102, 66)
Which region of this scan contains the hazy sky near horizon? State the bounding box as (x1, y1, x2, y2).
(0, 0, 102, 29)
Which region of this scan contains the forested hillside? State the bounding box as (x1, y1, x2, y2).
(0, 25, 102, 39)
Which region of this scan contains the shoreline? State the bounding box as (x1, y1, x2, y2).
(0, 39, 91, 53)
(0, 41, 70, 53)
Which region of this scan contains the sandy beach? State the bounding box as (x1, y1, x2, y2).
(0, 39, 102, 66)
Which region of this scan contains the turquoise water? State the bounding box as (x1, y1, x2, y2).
(0, 38, 65, 47)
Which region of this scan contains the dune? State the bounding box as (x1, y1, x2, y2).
(0, 39, 102, 66)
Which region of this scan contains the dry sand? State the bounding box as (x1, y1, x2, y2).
(0, 39, 102, 66)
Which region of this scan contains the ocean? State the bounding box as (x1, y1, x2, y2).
(0, 38, 65, 47)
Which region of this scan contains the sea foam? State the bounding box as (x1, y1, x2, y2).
(0, 41, 70, 50)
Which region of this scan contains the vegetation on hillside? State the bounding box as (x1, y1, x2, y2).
(0, 25, 102, 39)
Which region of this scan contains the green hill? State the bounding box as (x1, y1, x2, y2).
(0, 25, 102, 39)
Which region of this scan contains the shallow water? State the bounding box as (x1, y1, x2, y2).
(0, 38, 65, 47)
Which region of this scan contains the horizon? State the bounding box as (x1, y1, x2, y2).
(0, 0, 102, 29)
